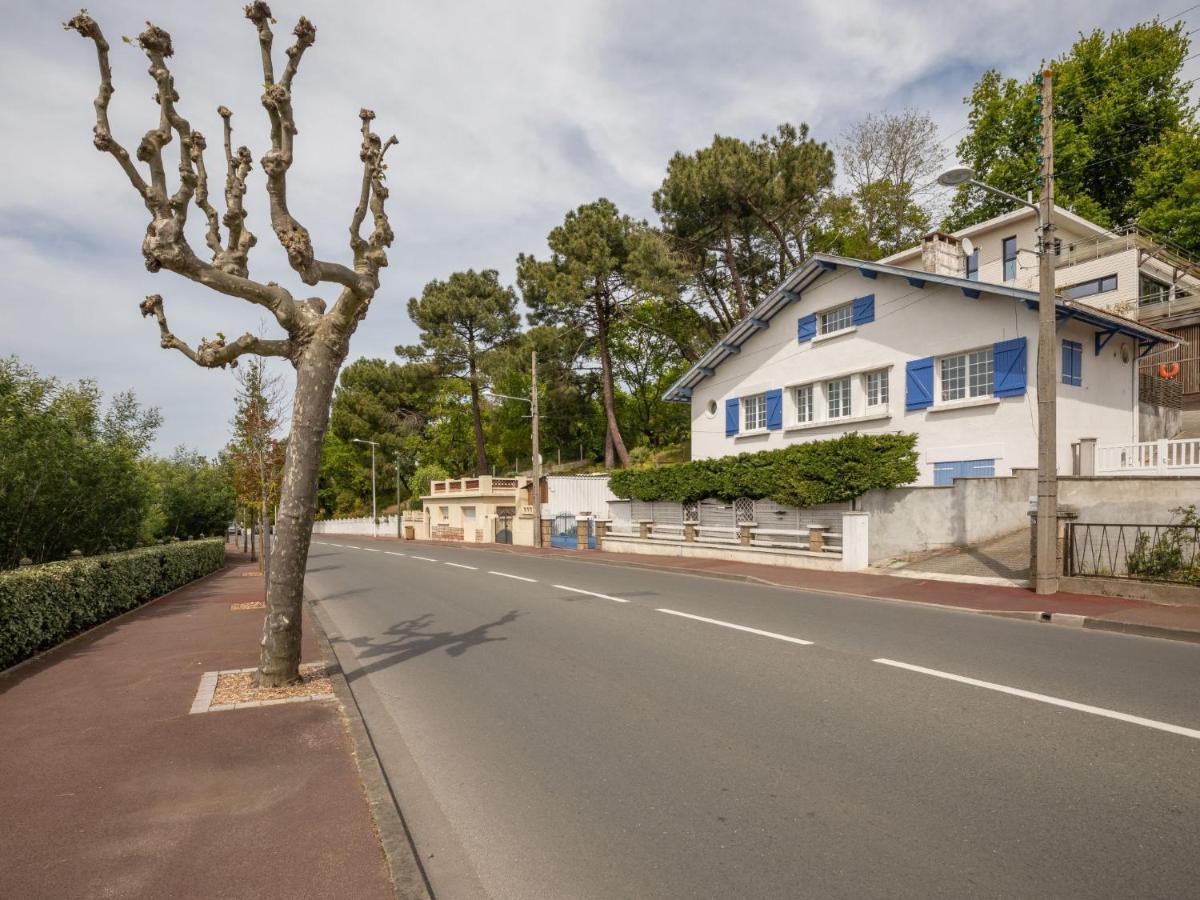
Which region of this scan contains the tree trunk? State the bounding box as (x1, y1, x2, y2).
(467, 355, 488, 476)
(596, 313, 630, 468)
(256, 338, 343, 687)
(722, 227, 750, 319)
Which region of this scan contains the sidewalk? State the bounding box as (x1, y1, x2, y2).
(0, 549, 400, 900)
(361, 535, 1200, 644)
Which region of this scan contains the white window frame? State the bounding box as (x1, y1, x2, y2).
(826, 376, 852, 420)
(864, 369, 889, 410)
(743, 393, 767, 431)
(938, 346, 994, 404)
(794, 384, 814, 424)
(819, 303, 854, 336)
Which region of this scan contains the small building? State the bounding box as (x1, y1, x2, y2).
(420, 476, 533, 544)
(665, 250, 1180, 486)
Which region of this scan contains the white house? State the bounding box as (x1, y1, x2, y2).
(664, 250, 1179, 486)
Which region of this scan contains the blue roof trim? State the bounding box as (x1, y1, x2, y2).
(858, 267, 877, 279)
(961, 287, 981, 299)
(661, 253, 1180, 403)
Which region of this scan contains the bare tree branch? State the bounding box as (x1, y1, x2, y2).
(218, 107, 257, 277)
(140, 294, 292, 368)
(63, 14, 153, 209)
(190, 131, 223, 256)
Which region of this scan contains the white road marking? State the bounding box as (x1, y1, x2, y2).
(411, 556, 438, 562)
(384, 551, 406, 557)
(363, 547, 382, 552)
(553, 584, 628, 603)
(875, 658, 1200, 741)
(345, 545, 362, 550)
(445, 562, 478, 570)
(656, 609, 813, 645)
(489, 570, 537, 583)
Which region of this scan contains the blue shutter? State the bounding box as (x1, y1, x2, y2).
(852, 294, 875, 326)
(993, 337, 1027, 397)
(905, 357, 934, 410)
(725, 398, 739, 436)
(765, 388, 783, 430)
(797, 313, 816, 343)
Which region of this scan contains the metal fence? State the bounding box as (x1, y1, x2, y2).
(1067, 522, 1200, 584)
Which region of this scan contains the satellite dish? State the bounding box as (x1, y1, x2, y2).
(961, 237, 975, 257)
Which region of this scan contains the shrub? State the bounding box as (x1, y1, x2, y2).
(0, 538, 225, 670)
(1125, 505, 1200, 584)
(608, 433, 919, 506)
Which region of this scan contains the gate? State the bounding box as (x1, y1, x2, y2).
(495, 506, 514, 545)
(551, 512, 577, 549)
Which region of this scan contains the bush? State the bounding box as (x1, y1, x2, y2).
(0, 538, 225, 670)
(608, 433, 919, 506)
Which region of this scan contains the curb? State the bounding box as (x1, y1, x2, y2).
(331, 535, 1200, 647)
(307, 592, 434, 900)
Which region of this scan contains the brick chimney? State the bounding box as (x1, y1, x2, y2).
(920, 232, 963, 277)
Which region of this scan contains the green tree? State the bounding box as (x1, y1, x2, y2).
(653, 124, 834, 329)
(144, 448, 236, 540)
(0, 357, 160, 567)
(1133, 127, 1200, 252)
(400, 270, 519, 475)
(518, 199, 674, 468)
(946, 20, 1195, 234)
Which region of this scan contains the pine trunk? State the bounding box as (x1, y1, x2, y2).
(256, 339, 343, 687)
(597, 315, 630, 468)
(467, 357, 488, 476)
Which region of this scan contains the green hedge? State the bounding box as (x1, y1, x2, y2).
(0, 538, 225, 670)
(608, 433, 919, 506)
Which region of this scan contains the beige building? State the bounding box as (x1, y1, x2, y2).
(418, 476, 537, 545)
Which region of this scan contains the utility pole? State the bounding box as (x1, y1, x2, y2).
(531, 350, 542, 548)
(1035, 67, 1058, 595)
(395, 452, 402, 539)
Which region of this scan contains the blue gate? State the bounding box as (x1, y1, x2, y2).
(550, 513, 596, 549)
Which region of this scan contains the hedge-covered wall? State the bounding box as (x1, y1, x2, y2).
(0, 538, 225, 671)
(608, 433, 919, 506)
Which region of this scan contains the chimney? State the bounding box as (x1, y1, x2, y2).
(920, 232, 963, 277)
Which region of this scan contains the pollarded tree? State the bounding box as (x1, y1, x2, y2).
(66, 5, 397, 686)
(399, 270, 520, 475)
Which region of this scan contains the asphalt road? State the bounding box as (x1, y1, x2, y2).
(306, 539, 1200, 900)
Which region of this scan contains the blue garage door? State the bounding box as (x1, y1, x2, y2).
(933, 458, 996, 486)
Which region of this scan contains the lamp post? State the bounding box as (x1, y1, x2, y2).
(352, 438, 379, 538)
(939, 112, 1058, 594)
(484, 350, 541, 547)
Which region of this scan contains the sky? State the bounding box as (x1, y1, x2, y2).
(0, 0, 1190, 456)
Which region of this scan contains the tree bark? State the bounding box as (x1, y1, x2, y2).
(467, 353, 488, 476)
(722, 228, 750, 319)
(596, 311, 630, 468)
(256, 338, 343, 687)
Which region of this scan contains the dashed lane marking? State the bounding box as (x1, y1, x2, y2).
(384, 551, 406, 557)
(488, 571, 537, 583)
(875, 658, 1200, 741)
(656, 608, 813, 646)
(552, 584, 628, 603)
(445, 562, 478, 570)
(411, 556, 438, 562)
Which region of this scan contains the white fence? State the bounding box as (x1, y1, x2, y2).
(312, 516, 398, 537)
(1096, 438, 1200, 476)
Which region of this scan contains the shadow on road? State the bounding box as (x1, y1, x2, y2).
(343, 611, 521, 681)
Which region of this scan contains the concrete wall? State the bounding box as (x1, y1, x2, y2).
(313, 516, 395, 537)
(1139, 402, 1183, 441)
(862, 469, 1200, 563)
(689, 268, 1139, 485)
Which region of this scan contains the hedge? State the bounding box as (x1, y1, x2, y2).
(608, 433, 919, 506)
(0, 538, 226, 671)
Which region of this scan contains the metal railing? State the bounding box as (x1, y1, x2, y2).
(1067, 522, 1200, 584)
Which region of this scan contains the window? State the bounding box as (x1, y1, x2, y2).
(933, 459, 995, 486)
(439, 506, 449, 522)
(1063, 274, 1117, 300)
(794, 384, 814, 423)
(940, 347, 993, 403)
(706, 399, 718, 417)
(743, 393, 767, 431)
(1002, 236, 1017, 281)
(826, 377, 852, 419)
(965, 249, 980, 281)
(819, 303, 854, 335)
(1062, 339, 1082, 386)
(865, 370, 889, 409)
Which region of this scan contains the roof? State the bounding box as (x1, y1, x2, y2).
(878, 205, 1111, 265)
(662, 252, 1182, 402)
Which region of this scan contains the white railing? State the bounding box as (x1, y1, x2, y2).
(312, 516, 391, 536)
(1096, 438, 1200, 475)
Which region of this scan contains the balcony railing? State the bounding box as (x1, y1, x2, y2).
(427, 476, 522, 496)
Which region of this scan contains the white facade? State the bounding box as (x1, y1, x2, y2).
(542, 475, 618, 520)
(673, 254, 1176, 487)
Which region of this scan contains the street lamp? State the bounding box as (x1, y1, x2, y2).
(483, 350, 542, 547)
(352, 438, 379, 538)
(939, 156, 1058, 594)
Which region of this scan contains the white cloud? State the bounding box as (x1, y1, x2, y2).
(0, 0, 1179, 454)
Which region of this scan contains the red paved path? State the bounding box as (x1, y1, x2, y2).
(0, 548, 393, 900)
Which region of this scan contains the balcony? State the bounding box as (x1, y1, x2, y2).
(427, 476, 521, 498)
